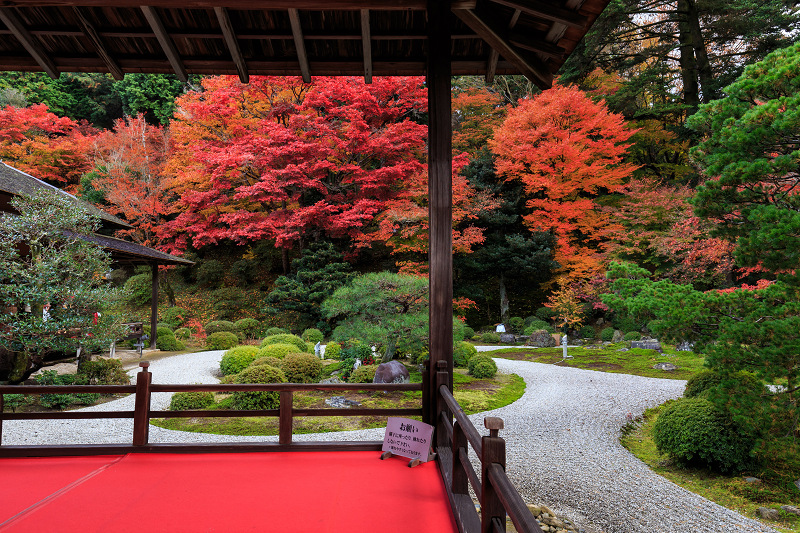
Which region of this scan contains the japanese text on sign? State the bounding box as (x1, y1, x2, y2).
(382, 417, 434, 461)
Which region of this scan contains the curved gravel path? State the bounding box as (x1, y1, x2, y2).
(3, 351, 777, 533)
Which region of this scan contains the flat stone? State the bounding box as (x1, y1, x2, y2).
(325, 396, 361, 408)
(631, 340, 663, 352)
(373, 360, 410, 384)
(780, 505, 800, 515)
(756, 507, 781, 521)
(653, 362, 677, 371)
(611, 330, 624, 342)
(500, 333, 516, 344)
(527, 504, 543, 517)
(744, 477, 761, 483)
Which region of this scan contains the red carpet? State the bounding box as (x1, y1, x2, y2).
(0, 452, 457, 533)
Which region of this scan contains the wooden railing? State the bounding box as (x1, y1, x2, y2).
(433, 361, 542, 533)
(0, 361, 422, 456)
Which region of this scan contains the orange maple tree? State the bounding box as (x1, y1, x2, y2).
(489, 84, 638, 284)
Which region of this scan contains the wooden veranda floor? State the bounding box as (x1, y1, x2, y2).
(0, 451, 457, 533)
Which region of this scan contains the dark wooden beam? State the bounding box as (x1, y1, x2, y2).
(0, 7, 59, 78)
(487, 0, 587, 29)
(486, 8, 519, 83)
(508, 31, 565, 59)
(287, 8, 311, 83)
(140, 5, 188, 82)
(425, 0, 453, 426)
(72, 7, 124, 80)
(360, 8, 372, 83)
(452, 8, 552, 89)
(214, 6, 248, 83)
(150, 263, 158, 350)
(4, 0, 477, 10)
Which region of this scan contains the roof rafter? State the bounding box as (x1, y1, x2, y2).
(72, 7, 124, 80)
(0, 7, 59, 78)
(485, 8, 519, 83)
(487, 0, 587, 29)
(509, 31, 565, 58)
(360, 9, 372, 83)
(214, 6, 248, 83)
(140, 5, 188, 82)
(288, 8, 311, 83)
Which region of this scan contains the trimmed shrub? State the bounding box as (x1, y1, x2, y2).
(524, 323, 554, 335)
(78, 358, 130, 385)
(524, 319, 550, 331)
(251, 356, 282, 369)
(37, 371, 99, 409)
(684, 370, 723, 398)
(160, 306, 188, 329)
(468, 354, 497, 377)
(235, 318, 262, 340)
(232, 365, 286, 410)
(257, 343, 301, 360)
(169, 391, 214, 411)
(480, 332, 500, 343)
(281, 352, 323, 383)
(652, 398, 755, 473)
(156, 330, 185, 352)
(507, 317, 524, 334)
(535, 307, 555, 321)
(265, 327, 288, 336)
(301, 328, 324, 344)
(206, 331, 239, 350)
(220, 346, 260, 375)
(174, 327, 192, 340)
(471, 360, 497, 379)
(261, 334, 308, 352)
(453, 341, 478, 368)
(579, 325, 596, 339)
(205, 320, 239, 335)
(324, 342, 342, 360)
(350, 364, 378, 383)
(463, 326, 475, 339)
(623, 331, 641, 341)
(600, 327, 615, 342)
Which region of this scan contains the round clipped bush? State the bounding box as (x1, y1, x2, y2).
(350, 364, 378, 383)
(235, 318, 262, 339)
(652, 398, 755, 473)
(251, 356, 282, 369)
(206, 331, 239, 350)
(468, 354, 497, 376)
(301, 328, 324, 344)
(156, 331, 185, 351)
(453, 341, 478, 368)
(463, 326, 475, 339)
(257, 343, 302, 360)
(684, 370, 723, 398)
(579, 325, 596, 339)
(281, 352, 323, 383)
(232, 365, 286, 410)
(480, 332, 501, 344)
(623, 331, 642, 341)
(169, 391, 214, 411)
(174, 327, 192, 340)
(220, 346, 260, 375)
(471, 360, 497, 379)
(265, 327, 288, 336)
(261, 333, 308, 353)
(600, 327, 615, 342)
(205, 320, 239, 335)
(323, 342, 342, 360)
(507, 317, 524, 334)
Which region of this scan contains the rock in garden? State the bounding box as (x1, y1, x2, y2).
(652, 362, 677, 371)
(320, 377, 343, 384)
(756, 507, 780, 521)
(611, 330, 624, 342)
(500, 333, 516, 344)
(676, 340, 695, 352)
(795, 478, 800, 491)
(325, 396, 361, 408)
(744, 477, 761, 483)
(373, 360, 410, 384)
(781, 505, 800, 516)
(527, 330, 556, 348)
(631, 340, 663, 352)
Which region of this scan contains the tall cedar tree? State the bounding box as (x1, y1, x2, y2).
(490, 84, 638, 284)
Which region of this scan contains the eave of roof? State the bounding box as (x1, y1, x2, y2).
(68, 231, 195, 266)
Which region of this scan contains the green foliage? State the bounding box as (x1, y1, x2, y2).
(579, 325, 596, 339)
(524, 319, 550, 332)
(453, 341, 478, 368)
(205, 331, 239, 351)
(113, 73, 186, 126)
(480, 332, 501, 343)
(195, 259, 225, 288)
(265, 327, 288, 336)
(36, 371, 99, 409)
(281, 352, 323, 383)
(652, 398, 756, 473)
(251, 356, 281, 369)
(507, 317, 524, 334)
(174, 328, 191, 340)
(78, 358, 130, 385)
(535, 307, 555, 321)
(260, 334, 308, 352)
(160, 307, 188, 329)
(471, 360, 497, 379)
(169, 391, 214, 411)
(231, 365, 286, 410)
(600, 327, 615, 341)
(684, 370, 724, 398)
(1, 393, 27, 412)
(624, 332, 641, 341)
(468, 354, 497, 377)
(154, 327, 185, 351)
(301, 328, 324, 344)
(349, 364, 378, 383)
(463, 326, 475, 339)
(205, 320, 239, 335)
(323, 342, 342, 360)
(257, 343, 301, 360)
(234, 318, 262, 340)
(220, 346, 260, 375)
(124, 273, 152, 307)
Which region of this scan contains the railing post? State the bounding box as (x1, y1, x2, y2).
(132, 361, 152, 446)
(451, 419, 468, 495)
(279, 390, 292, 445)
(435, 360, 450, 449)
(481, 417, 506, 533)
(0, 392, 4, 445)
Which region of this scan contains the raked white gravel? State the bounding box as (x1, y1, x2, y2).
(2, 350, 778, 533)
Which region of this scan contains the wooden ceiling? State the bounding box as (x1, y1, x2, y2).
(0, 0, 608, 88)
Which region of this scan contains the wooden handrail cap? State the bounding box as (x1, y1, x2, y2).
(484, 417, 504, 430)
(139, 361, 150, 369)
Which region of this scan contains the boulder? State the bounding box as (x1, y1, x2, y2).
(631, 340, 663, 352)
(500, 333, 516, 344)
(611, 329, 624, 343)
(653, 362, 677, 371)
(676, 340, 695, 352)
(373, 360, 410, 384)
(756, 507, 780, 521)
(780, 505, 800, 516)
(526, 330, 556, 348)
(795, 478, 800, 491)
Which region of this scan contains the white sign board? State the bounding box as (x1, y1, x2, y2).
(382, 417, 434, 461)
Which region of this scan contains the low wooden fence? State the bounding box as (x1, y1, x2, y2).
(1, 360, 543, 533)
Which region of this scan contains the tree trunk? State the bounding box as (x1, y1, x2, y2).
(677, 0, 700, 116)
(281, 248, 290, 275)
(499, 272, 509, 323)
(382, 339, 396, 363)
(160, 269, 176, 307)
(686, 0, 716, 103)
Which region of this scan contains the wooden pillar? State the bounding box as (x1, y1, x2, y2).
(150, 263, 158, 349)
(425, 0, 453, 426)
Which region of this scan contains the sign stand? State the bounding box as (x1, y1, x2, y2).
(380, 450, 438, 468)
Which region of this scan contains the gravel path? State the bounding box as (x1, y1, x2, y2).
(2, 351, 777, 533)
